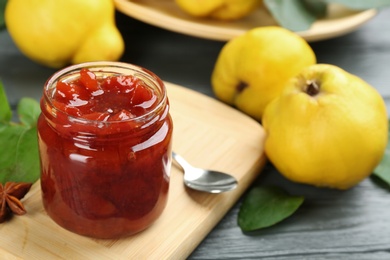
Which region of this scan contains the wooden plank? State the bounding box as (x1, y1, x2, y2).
(0, 82, 266, 259)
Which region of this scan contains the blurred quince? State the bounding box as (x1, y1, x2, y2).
(175, 0, 262, 20)
(5, 0, 124, 68)
(212, 26, 316, 121)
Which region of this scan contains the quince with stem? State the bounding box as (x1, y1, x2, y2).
(263, 64, 388, 189)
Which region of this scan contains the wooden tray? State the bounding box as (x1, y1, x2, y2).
(114, 0, 377, 42)
(0, 83, 266, 259)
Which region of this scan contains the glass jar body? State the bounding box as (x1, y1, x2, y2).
(37, 62, 173, 239)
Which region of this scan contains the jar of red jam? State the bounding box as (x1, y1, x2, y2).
(37, 62, 173, 239)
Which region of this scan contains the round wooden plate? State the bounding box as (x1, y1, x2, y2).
(114, 0, 377, 42)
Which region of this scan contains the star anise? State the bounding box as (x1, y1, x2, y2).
(0, 182, 32, 223)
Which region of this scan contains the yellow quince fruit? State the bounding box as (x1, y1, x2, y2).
(5, 0, 124, 68)
(175, 0, 262, 20)
(263, 64, 388, 190)
(211, 26, 316, 121)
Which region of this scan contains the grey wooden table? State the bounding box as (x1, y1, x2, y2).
(1, 7, 390, 260)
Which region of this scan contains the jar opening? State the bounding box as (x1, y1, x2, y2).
(43, 61, 167, 126)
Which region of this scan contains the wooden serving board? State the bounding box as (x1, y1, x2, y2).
(0, 83, 266, 259)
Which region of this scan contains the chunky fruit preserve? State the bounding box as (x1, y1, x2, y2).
(37, 62, 173, 238)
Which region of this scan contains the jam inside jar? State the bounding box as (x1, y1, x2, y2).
(37, 62, 173, 239)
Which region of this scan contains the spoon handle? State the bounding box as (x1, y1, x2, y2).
(172, 152, 192, 171)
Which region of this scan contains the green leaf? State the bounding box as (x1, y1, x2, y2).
(0, 83, 41, 184)
(263, 0, 390, 32)
(238, 186, 304, 232)
(303, 0, 327, 17)
(306, 0, 390, 10)
(0, 0, 6, 30)
(18, 97, 41, 127)
(0, 80, 12, 122)
(373, 120, 390, 186)
(0, 124, 40, 183)
(264, 0, 318, 32)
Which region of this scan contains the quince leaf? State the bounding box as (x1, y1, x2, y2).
(264, 0, 390, 32)
(0, 0, 6, 30)
(238, 186, 304, 232)
(0, 80, 12, 122)
(305, 0, 390, 10)
(18, 97, 41, 127)
(303, 0, 327, 17)
(0, 82, 41, 184)
(372, 120, 390, 187)
(264, 0, 319, 32)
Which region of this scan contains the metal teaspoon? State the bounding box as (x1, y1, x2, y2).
(172, 152, 238, 193)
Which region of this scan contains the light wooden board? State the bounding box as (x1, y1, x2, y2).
(0, 82, 266, 259)
(114, 0, 377, 42)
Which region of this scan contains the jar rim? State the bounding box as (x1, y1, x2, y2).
(43, 61, 168, 125)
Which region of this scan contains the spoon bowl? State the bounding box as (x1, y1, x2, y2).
(172, 152, 238, 193)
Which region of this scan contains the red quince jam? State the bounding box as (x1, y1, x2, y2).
(37, 66, 173, 239)
(53, 68, 158, 120)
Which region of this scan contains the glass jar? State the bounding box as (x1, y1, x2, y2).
(37, 62, 173, 239)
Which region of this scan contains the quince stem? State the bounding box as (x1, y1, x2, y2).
(305, 80, 320, 96)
